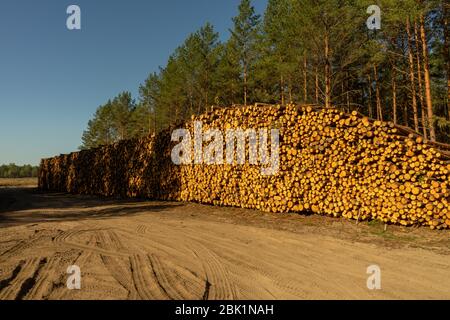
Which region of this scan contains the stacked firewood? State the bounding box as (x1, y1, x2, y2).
(39, 104, 450, 229)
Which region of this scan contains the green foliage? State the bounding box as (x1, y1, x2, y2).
(80, 92, 136, 149)
(0, 164, 39, 178)
(229, 0, 261, 104)
(215, 41, 242, 105)
(80, 0, 450, 147)
(436, 116, 450, 138)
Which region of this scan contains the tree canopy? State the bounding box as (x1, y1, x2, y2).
(0, 164, 39, 178)
(80, 0, 450, 149)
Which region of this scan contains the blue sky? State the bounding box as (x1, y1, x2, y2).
(0, 0, 267, 166)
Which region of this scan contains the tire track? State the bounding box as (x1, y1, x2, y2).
(15, 257, 47, 300)
(187, 240, 237, 300)
(95, 229, 140, 299)
(2, 187, 450, 300)
(25, 256, 63, 299)
(129, 254, 169, 300)
(208, 239, 317, 297)
(53, 229, 128, 258)
(147, 254, 204, 300)
(42, 251, 83, 300)
(100, 255, 138, 299)
(0, 262, 24, 292)
(98, 227, 206, 300)
(0, 258, 47, 300)
(0, 229, 58, 262)
(0, 238, 38, 262)
(48, 243, 92, 300)
(122, 222, 238, 300)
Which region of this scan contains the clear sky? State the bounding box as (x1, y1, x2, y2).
(0, 0, 267, 166)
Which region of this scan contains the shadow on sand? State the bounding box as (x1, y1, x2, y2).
(0, 187, 183, 227)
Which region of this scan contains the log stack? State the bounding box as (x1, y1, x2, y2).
(39, 104, 450, 229)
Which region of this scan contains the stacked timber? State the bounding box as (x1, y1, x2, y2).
(39, 104, 450, 229)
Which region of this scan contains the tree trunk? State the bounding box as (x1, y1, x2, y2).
(443, 2, 450, 119)
(205, 70, 209, 108)
(324, 33, 331, 108)
(148, 106, 152, 135)
(373, 65, 382, 121)
(406, 17, 419, 133)
(280, 75, 285, 105)
(243, 62, 248, 106)
(346, 71, 350, 112)
(303, 56, 308, 103)
(414, 19, 428, 140)
(420, 13, 436, 141)
(288, 74, 293, 103)
(368, 74, 373, 118)
(154, 109, 157, 134)
(402, 72, 409, 126)
(315, 66, 319, 104)
(392, 67, 397, 125)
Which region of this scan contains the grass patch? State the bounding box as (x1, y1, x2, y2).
(370, 229, 398, 240)
(367, 219, 383, 227)
(365, 219, 419, 242)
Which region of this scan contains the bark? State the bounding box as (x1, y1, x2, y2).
(315, 66, 319, 104)
(414, 20, 427, 140)
(368, 74, 373, 119)
(392, 67, 397, 125)
(243, 62, 248, 106)
(443, 2, 450, 119)
(304, 56, 308, 102)
(400, 72, 408, 126)
(420, 14, 436, 141)
(346, 71, 351, 112)
(406, 17, 419, 133)
(288, 74, 293, 103)
(324, 33, 331, 108)
(373, 65, 382, 121)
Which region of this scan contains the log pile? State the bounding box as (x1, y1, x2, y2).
(39, 104, 450, 229)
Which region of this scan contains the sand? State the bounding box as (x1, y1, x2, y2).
(0, 186, 449, 300)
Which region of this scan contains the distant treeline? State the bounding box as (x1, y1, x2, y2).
(81, 0, 450, 150)
(0, 164, 39, 178)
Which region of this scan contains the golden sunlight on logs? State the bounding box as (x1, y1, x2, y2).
(39, 104, 450, 230)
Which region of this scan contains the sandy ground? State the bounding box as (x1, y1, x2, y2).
(0, 177, 37, 187)
(0, 185, 449, 300)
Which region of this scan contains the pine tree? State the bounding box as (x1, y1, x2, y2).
(138, 72, 160, 134)
(193, 23, 221, 113)
(111, 92, 135, 141)
(79, 0, 450, 145)
(229, 0, 261, 105)
(80, 101, 115, 149)
(261, 0, 294, 104)
(80, 92, 135, 149)
(215, 41, 241, 106)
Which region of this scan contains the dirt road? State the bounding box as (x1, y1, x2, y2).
(0, 186, 449, 300)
